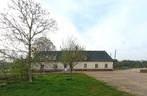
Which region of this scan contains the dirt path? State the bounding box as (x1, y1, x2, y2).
(83, 69, 147, 96)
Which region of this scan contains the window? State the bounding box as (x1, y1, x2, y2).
(95, 64, 98, 68)
(105, 64, 108, 68)
(84, 64, 87, 68)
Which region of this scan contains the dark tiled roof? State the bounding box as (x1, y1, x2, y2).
(84, 51, 113, 61)
(36, 51, 113, 62)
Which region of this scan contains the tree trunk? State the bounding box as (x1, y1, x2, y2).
(40, 64, 44, 73)
(69, 64, 73, 79)
(28, 44, 32, 82)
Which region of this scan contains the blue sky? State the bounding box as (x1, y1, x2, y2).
(1, 0, 147, 60)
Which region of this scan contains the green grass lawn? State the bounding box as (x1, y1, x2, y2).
(0, 73, 134, 96)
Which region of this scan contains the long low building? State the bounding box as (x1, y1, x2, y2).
(33, 51, 114, 71)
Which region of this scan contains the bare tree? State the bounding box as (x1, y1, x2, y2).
(0, 0, 57, 82)
(60, 37, 85, 78)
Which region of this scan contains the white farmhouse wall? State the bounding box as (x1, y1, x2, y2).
(33, 61, 113, 70)
(74, 62, 113, 69)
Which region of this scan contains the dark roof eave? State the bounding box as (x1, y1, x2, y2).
(40, 60, 113, 62)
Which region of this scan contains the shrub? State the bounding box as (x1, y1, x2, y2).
(10, 59, 27, 80)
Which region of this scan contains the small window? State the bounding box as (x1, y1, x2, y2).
(84, 64, 87, 68)
(95, 64, 98, 68)
(105, 64, 108, 68)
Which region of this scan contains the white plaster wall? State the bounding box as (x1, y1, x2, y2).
(33, 61, 113, 70)
(74, 62, 113, 69)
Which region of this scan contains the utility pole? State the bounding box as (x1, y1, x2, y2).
(114, 49, 117, 59)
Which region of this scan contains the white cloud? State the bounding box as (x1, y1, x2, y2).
(48, 15, 82, 50)
(82, 5, 130, 52)
(0, 0, 9, 11)
(1, 0, 147, 60)
(42, 0, 147, 60)
(41, 0, 86, 49)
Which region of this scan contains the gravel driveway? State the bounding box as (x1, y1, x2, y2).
(83, 69, 147, 96)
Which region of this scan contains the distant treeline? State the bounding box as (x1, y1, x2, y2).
(114, 60, 147, 69)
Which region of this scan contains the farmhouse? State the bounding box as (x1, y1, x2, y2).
(33, 51, 113, 71)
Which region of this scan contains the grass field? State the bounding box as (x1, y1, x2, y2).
(0, 73, 133, 96)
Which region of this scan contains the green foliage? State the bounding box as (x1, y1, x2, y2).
(0, 61, 10, 81)
(0, 59, 27, 83)
(114, 60, 147, 69)
(0, 73, 134, 96)
(10, 59, 27, 80)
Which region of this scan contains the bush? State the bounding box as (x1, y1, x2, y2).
(10, 59, 27, 80)
(0, 61, 10, 81)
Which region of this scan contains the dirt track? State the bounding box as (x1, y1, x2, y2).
(84, 69, 147, 96)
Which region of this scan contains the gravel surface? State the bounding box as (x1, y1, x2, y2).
(84, 69, 147, 96)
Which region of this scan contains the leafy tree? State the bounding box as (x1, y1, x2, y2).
(32, 37, 56, 52)
(60, 37, 85, 78)
(0, 0, 57, 82)
(32, 37, 56, 73)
